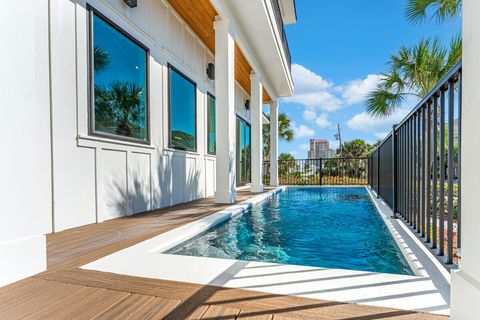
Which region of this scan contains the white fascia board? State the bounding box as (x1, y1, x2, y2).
(279, 0, 297, 25)
(211, 0, 290, 100)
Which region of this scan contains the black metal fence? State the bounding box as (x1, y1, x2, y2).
(369, 61, 462, 265)
(263, 158, 369, 186)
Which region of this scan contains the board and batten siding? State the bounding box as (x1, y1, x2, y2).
(49, 0, 252, 231)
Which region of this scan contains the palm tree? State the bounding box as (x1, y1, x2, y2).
(339, 139, 373, 179)
(406, 0, 461, 24)
(278, 153, 295, 176)
(365, 35, 461, 117)
(95, 81, 145, 137)
(342, 139, 373, 158)
(263, 112, 294, 160)
(279, 153, 295, 161)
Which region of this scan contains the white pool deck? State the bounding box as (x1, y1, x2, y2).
(83, 186, 451, 315)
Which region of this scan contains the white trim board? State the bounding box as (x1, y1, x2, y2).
(0, 235, 47, 287)
(82, 186, 450, 315)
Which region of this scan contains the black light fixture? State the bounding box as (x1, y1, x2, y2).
(245, 99, 250, 110)
(123, 0, 137, 8)
(206, 63, 215, 80)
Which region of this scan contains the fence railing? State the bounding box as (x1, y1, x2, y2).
(263, 158, 369, 186)
(368, 61, 462, 265)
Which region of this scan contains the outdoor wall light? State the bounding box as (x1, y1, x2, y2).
(206, 63, 215, 80)
(123, 0, 137, 8)
(245, 99, 250, 110)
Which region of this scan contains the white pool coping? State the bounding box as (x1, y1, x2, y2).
(82, 186, 451, 315)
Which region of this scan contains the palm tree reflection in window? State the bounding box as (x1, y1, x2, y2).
(94, 80, 144, 137)
(91, 12, 148, 141)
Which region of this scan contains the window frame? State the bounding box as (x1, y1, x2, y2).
(236, 115, 252, 185)
(167, 63, 198, 152)
(87, 4, 151, 144)
(206, 92, 216, 155)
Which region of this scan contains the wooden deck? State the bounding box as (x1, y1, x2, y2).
(0, 190, 447, 319)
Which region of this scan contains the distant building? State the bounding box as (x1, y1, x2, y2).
(308, 139, 335, 159)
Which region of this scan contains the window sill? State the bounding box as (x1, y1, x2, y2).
(77, 134, 156, 150)
(163, 147, 200, 157)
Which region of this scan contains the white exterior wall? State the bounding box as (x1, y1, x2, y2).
(235, 84, 251, 122)
(49, 0, 251, 231)
(0, 0, 51, 285)
(450, 0, 480, 318)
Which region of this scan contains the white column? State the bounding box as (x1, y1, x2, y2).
(270, 101, 279, 186)
(250, 73, 264, 192)
(451, 1, 480, 318)
(214, 17, 236, 204)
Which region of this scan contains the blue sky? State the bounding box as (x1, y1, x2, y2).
(274, 0, 461, 158)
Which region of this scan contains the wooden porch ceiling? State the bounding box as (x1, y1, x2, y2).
(167, 0, 272, 103)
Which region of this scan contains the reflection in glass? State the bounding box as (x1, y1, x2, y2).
(91, 11, 148, 141)
(237, 119, 244, 183)
(245, 124, 251, 181)
(169, 67, 196, 150)
(236, 117, 251, 185)
(207, 94, 216, 154)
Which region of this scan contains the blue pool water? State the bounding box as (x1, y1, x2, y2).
(167, 187, 413, 275)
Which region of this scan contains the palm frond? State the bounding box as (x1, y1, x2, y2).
(444, 33, 462, 72)
(94, 46, 111, 73)
(365, 34, 461, 117)
(406, 0, 462, 24)
(365, 87, 405, 118)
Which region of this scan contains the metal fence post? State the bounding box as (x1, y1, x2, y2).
(377, 149, 380, 198)
(392, 124, 398, 218)
(319, 158, 323, 186)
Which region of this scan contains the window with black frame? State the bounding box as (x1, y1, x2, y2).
(207, 93, 216, 155)
(89, 7, 149, 142)
(169, 65, 197, 151)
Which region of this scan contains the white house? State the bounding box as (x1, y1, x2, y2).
(0, 0, 296, 286)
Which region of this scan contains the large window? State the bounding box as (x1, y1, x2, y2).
(169, 65, 197, 151)
(207, 93, 216, 155)
(89, 7, 149, 142)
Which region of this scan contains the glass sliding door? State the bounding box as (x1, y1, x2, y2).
(236, 117, 251, 185)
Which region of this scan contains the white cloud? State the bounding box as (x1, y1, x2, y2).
(341, 74, 383, 105)
(292, 64, 332, 93)
(299, 143, 310, 150)
(285, 92, 342, 111)
(314, 113, 331, 129)
(303, 109, 317, 121)
(302, 109, 331, 129)
(289, 150, 298, 157)
(292, 122, 315, 139)
(346, 107, 410, 133)
(284, 64, 342, 111)
(284, 64, 382, 112)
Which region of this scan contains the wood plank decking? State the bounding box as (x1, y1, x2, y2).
(0, 190, 447, 319)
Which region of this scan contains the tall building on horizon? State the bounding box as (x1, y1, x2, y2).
(307, 139, 335, 159)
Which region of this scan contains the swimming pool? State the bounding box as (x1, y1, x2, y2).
(167, 187, 413, 275)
